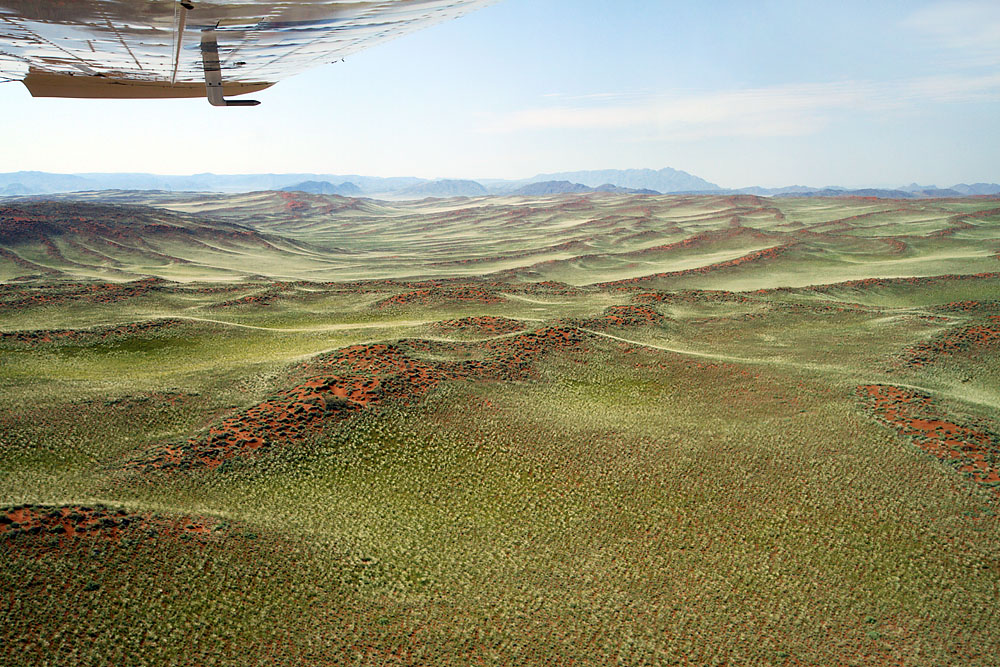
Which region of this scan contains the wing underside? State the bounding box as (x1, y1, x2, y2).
(0, 0, 493, 99)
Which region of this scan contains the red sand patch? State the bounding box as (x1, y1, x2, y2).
(501, 280, 583, 297)
(596, 244, 794, 290)
(632, 289, 751, 305)
(0, 278, 579, 314)
(933, 300, 995, 313)
(131, 374, 382, 470)
(273, 191, 363, 216)
(622, 226, 781, 259)
(0, 277, 166, 310)
(373, 286, 506, 309)
(0, 504, 218, 549)
(210, 291, 279, 309)
(131, 326, 589, 471)
(898, 311, 1000, 368)
(0, 318, 184, 346)
(775, 272, 1000, 295)
(858, 385, 1000, 496)
(432, 316, 527, 335)
(883, 238, 908, 254)
(574, 304, 666, 329)
(276, 191, 310, 213)
(0, 203, 266, 250)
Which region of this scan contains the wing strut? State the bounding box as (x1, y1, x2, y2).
(170, 2, 190, 85)
(200, 28, 260, 107)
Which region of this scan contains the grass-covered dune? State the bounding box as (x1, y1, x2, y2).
(5, 192, 999, 286)
(1, 193, 998, 665)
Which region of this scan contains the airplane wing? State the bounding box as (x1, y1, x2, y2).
(0, 0, 495, 105)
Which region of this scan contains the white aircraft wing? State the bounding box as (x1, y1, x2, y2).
(0, 0, 494, 105)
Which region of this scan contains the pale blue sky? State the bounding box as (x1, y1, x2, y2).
(2, 0, 998, 188)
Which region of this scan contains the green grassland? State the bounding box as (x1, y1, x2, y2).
(1, 193, 999, 665)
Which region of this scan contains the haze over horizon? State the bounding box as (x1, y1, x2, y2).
(1, 0, 998, 189)
(4, 166, 1000, 199)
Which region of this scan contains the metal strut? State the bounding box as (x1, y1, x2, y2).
(200, 28, 260, 106)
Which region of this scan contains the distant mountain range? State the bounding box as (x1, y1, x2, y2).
(514, 167, 720, 193)
(510, 181, 660, 196)
(1, 169, 998, 200)
(395, 179, 488, 198)
(279, 180, 362, 196)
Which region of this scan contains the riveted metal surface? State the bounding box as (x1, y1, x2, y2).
(0, 0, 494, 97)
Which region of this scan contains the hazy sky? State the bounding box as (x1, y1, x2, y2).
(2, 0, 999, 188)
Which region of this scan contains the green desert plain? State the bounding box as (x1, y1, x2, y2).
(1, 191, 999, 665)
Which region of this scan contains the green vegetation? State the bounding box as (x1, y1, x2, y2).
(1, 193, 998, 665)
(4, 192, 998, 286)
